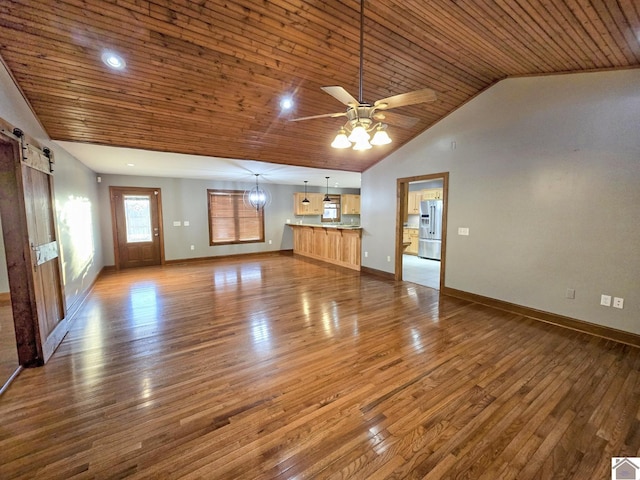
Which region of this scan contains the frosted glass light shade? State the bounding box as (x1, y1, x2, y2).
(371, 128, 392, 146)
(331, 130, 351, 149)
(348, 124, 370, 143)
(353, 138, 372, 150)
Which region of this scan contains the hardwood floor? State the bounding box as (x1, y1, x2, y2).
(1, 254, 638, 479)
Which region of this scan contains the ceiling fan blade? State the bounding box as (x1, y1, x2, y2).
(373, 111, 420, 129)
(288, 111, 347, 122)
(374, 88, 437, 110)
(321, 86, 360, 106)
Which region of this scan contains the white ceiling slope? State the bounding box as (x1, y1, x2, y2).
(55, 141, 362, 189)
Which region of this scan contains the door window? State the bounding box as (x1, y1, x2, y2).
(124, 195, 152, 243)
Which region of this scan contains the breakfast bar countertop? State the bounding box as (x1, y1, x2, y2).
(286, 222, 362, 230)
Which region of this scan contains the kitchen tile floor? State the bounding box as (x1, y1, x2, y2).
(402, 254, 440, 290)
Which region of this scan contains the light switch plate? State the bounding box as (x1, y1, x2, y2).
(173, 221, 181, 227)
(183, 221, 190, 226)
(600, 294, 611, 307)
(458, 227, 469, 236)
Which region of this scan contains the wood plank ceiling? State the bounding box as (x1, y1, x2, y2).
(0, 1, 639, 172)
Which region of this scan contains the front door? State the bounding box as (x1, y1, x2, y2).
(110, 187, 164, 269)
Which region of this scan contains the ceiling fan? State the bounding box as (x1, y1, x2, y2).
(289, 0, 437, 150)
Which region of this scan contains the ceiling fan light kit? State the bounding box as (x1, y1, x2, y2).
(290, 0, 436, 152)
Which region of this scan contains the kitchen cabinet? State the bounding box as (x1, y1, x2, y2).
(421, 188, 443, 200)
(403, 228, 419, 255)
(293, 192, 324, 215)
(408, 191, 422, 215)
(341, 194, 360, 215)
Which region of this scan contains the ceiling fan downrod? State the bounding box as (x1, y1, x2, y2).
(358, 0, 365, 104)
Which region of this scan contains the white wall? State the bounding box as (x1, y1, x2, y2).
(0, 61, 103, 311)
(362, 69, 640, 335)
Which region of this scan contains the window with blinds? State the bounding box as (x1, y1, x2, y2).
(208, 189, 265, 245)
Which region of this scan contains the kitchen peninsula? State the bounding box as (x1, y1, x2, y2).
(287, 223, 362, 271)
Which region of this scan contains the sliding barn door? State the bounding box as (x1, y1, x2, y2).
(0, 129, 66, 366)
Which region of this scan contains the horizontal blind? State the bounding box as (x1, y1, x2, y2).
(208, 190, 264, 244)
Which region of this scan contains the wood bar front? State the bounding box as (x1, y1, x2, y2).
(288, 224, 362, 271)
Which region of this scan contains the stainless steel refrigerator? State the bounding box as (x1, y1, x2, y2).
(418, 200, 443, 260)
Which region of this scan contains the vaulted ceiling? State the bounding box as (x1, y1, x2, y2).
(0, 1, 639, 173)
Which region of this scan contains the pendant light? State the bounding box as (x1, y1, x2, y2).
(302, 180, 310, 204)
(323, 176, 331, 203)
(244, 174, 271, 211)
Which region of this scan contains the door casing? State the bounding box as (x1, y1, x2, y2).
(395, 172, 449, 290)
(110, 186, 165, 269)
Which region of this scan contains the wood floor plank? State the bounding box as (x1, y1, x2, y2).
(0, 255, 638, 479)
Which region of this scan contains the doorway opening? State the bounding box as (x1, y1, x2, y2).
(396, 173, 449, 290)
(0, 217, 18, 389)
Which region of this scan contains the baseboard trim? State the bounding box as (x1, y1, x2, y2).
(360, 266, 395, 281)
(64, 266, 109, 326)
(0, 366, 23, 396)
(441, 287, 640, 348)
(164, 250, 294, 266)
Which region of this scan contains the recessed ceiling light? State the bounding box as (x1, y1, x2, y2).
(101, 50, 126, 70)
(279, 96, 294, 111)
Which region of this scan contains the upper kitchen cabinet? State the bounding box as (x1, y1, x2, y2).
(293, 192, 324, 215)
(421, 188, 443, 200)
(341, 194, 360, 215)
(408, 191, 422, 214)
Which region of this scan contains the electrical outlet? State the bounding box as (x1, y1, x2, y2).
(613, 297, 624, 309)
(183, 221, 190, 226)
(600, 294, 611, 307)
(268, 240, 272, 245)
(458, 227, 469, 236)
(190, 245, 195, 251)
(364, 251, 368, 258)
(565, 288, 575, 299)
(387, 256, 391, 262)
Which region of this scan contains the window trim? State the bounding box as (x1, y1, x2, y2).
(207, 189, 265, 245)
(321, 194, 341, 223)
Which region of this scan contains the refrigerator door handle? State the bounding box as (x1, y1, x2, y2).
(431, 205, 435, 235)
